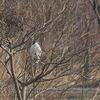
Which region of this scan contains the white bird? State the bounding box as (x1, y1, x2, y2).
(30, 41, 42, 63)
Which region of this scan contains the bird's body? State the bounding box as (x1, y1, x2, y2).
(30, 41, 42, 63)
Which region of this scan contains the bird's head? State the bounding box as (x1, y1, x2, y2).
(33, 40, 37, 44)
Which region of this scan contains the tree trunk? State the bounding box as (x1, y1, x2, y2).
(10, 55, 22, 100)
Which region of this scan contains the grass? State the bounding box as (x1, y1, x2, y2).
(0, 88, 98, 100)
(1, 79, 100, 100)
(74, 80, 100, 88)
(38, 79, 100, 90)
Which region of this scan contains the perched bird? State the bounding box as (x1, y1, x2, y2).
(30, 41, 42, 63)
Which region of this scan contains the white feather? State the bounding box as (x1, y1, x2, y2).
(30, 42, 42, 62)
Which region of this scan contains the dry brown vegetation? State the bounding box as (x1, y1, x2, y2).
(0, 0, 100, 100)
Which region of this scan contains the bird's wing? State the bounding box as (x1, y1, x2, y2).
(30, 45, 35, 54)
(35, 44, 42, 56)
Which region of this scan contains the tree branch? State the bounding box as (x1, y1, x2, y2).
(9, 54, 22, 100)
(11, 0, 69, 50)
